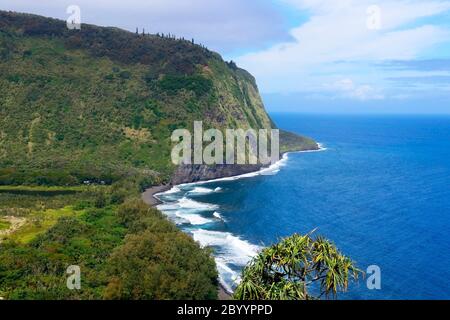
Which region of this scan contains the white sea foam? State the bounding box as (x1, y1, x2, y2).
(213, 211, 224, 220)
(191, 229, 260, 291)
(215, 259, 240, 293)
(178, 197, 218, 210)
(175, 212, 213, 225)
(164, 186, 181, 194)
(157, 203, 180, 211)
(258, 153, 289, 176)
(157, 197, 218, 217)
(188, 187, 215, 195)
(192, 229, 260, 266)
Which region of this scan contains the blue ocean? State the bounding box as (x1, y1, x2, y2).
(156, 114, 450, 299)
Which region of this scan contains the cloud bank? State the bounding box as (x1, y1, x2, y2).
(235, 0, 450, 103)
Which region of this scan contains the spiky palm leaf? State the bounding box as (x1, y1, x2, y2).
(234, 232, 361, 300)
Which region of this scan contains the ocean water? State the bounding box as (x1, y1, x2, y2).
(156, 114, 450, 299)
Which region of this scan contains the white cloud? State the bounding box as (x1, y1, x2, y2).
(330, 79, 384, 100)
(236, 0, 450, 100)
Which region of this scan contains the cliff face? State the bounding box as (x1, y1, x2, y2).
(171, 130, 319, 185)
(171, 164, 262, 185)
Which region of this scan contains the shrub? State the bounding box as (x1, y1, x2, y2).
(104, 230, 218, 300)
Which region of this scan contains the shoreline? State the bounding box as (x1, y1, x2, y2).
(141, 144, 326, 300)
(141, 185, 172, 206)
(141, 184, 233, 299)
(163, 144, 327, 190)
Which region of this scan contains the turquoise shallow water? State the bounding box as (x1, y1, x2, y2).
(157, 114, 450, 299)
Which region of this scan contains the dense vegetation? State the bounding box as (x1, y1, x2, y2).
(104, 200, 217, 300)
(234, 233, 360, 300)
(0, 187, 217, 299)
(280, 130, 318, 153)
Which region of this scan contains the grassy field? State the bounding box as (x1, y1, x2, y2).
(7, 206, 85, 244)
(0, 185, 106, 217)
(0, 185, 95, 243)
(0, 185, 88, 193)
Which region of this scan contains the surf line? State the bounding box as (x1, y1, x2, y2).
(156, 142, 328, 194)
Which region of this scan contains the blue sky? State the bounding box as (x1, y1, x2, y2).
(1, 0, 450, 114)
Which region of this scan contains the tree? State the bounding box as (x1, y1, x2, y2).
(103, 229, 218, 300)
(234, 232, 361, 300)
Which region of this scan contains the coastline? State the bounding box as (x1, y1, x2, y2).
(141, 143, 326, 300)
(142, 184, 233, 299)
(159, 143, 327, 190)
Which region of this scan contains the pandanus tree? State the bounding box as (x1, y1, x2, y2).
(234, 232, 361, 300)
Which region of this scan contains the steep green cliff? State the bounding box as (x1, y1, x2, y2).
(0, 11, 297, 186)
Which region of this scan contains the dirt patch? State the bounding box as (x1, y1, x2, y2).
(0, 216, 27, 242)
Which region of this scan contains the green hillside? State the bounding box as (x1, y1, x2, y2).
(0, 11, 282, 186)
